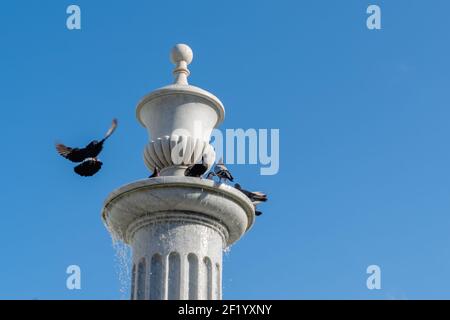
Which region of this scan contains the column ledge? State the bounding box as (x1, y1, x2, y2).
(102, 177, 255, 246)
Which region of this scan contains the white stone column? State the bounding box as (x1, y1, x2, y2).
(102, 44, 255, 300)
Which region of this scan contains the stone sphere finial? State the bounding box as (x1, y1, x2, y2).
(171, 44, 193, 85)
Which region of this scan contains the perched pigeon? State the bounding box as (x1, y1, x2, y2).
(234, 183, 268, 216)
(149, 167, 160, 178)
(234, 183, 268, 203)
(56, 118, 118, 176)
(185, 157, 208, 177)
(214, 159, 234, 183)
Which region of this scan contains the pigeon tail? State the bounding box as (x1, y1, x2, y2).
(74, 159, 103, 177)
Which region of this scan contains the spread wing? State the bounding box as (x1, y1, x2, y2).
(55, 143, 88, 163)
(104, 118, 118, 140)
(55, 143, 73, 158)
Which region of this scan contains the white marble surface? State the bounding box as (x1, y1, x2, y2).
(102, 176, 255, 300)
(135, 44, 225, 174)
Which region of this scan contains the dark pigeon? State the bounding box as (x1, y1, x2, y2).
(56, 119, 118, 163)
(56, 118, 117, 177)
(185, 157, 208, 177)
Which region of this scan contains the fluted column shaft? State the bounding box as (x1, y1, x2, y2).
(129, 214, 224, 300)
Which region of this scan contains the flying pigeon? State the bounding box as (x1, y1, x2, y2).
(56, 118, 118, 176)
(185, 157, 208, 178)
(234, 183, 268, 216)
(214, 159, 234, 183)
(149, 167, 160, 178)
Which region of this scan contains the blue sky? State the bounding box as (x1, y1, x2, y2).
(1, 0, 450, 299)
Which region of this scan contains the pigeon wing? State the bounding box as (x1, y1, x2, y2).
(104, 118, 118, 140)
(249, 192, 268, 202)
(56, 143, 88, 163)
